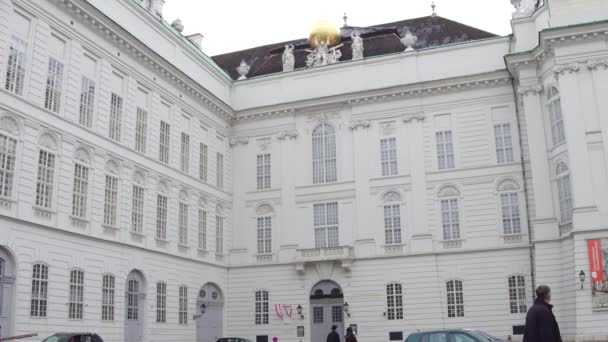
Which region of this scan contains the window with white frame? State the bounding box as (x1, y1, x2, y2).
(257, 154, 271, 190)
(547, 86, 566, 146)
(198, 209, 207, 250)
(131, 185, 145, 234)
(159, 121, 170, 164)
(494, 123, 514, 164)
(436, 130, 455, 170)
(79, 77, 95, 128)
(556, 162, 573, 224)
(135, 108, 148, 153)
(5, 36, 28, 95)
(331, 305, 343, 323)
(35, 149, 56, 208)
(501, 192, 521, 235)
(127, 279, 139, 320)
(216, 215, 224, 254)
(156, 194, 168, 240)
(380, 137, 398, 176)
(446, 280, 464, 318)
(102, 274, 115, 321)
(180, 133, 190, 173)
(255, 290, 269, 325)
(313, 306, 323, 323)
(384, 204, 402, 245)
(71, 163, 89, 219)
(156, 281, 167, 323)
(199, 143, 208, 182)
(508, 275, 527, 314)
(109, 93, 123, 141)
(179, 202, 189, 246)
(386, 283, 404, 320)
(257, 216, 272, 254)
(103, 175, 118, 227)
(44, 57, 64, 113)
(312, 123, 337, 184)
(68, 269, 84, 320)
(179, 285, 188, 325)
(30, 263, 48, 317)
(314, 202, 339, 248)
(439, 186, 461, 241)
(0, 133, 18, 199)
(217, 153, 224, 189)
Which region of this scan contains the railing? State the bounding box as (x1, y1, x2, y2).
(296, 246, 354, 261)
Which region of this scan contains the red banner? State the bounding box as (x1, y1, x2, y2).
(587, 239, 605, 282)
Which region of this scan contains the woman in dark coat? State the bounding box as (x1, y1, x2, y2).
(523, 285, 562, 342)
(345, 327, 357, 342)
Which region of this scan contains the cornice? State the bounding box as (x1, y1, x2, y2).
(517, 84, 544, 97)
(229, 136, 250, 147)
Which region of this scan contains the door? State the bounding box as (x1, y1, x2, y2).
(124, 271, 145, 342)
(196, 283, 224, 342)
(0, 248, 16, 339)
(310, 281, 344, 342)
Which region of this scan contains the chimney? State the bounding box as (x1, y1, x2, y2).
(186, 33, 204, 49)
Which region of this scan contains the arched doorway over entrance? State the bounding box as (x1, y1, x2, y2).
(124, 270, 146, 342)
(196, 283, 224, 342)
(0, 247, 16, 338)
(310, 280, 345, 342)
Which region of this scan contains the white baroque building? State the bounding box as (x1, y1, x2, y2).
(0, 0, 607, 341)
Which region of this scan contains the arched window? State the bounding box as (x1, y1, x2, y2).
(312, 123, 337, 184)
(30, 263, 49, 317)
(156, 281, 167, 323)
(438, 186, 460, 241)
(556, 162, 573, 224)
(446, 280, 464, 318)
(102, 274, 115, 321)
(508, 275, 527, 314)
(546, 86, 566, 146)
(68, 269, 84, 320)
(255, 290, 269, 325)
(386, 283, 404, 320)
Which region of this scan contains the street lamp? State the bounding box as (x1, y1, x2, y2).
(343, 302, 350, 317)
(579, 270, 586, 290)
(297, 304, 304, 319)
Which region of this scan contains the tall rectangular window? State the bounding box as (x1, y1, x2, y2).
(71, 163, 89, 219)
(255, 290, 269, 325)
(331, 305, 343, 323)
(156, 282, 166, 323)
(384, 204, 402, 245)
(156, 194, 168, 240)
(494, 123, 514, 164)
(313, 307, 323, 323)
(386, 283, 404, 320)
(557, 174, 573, 224)
(217, 153, 224, 189)
(447, 280, 464, 318)
(102, 274, 115, 321)
(0, 134, 18, 199)
(257, 217, 272, 254)
(179, 285, 188, 325)
(441, 199, 460, 240)
(501, 193, 521, 235)
(216, 215, 224, 254)
(79, 77, 96, 127)
(179, 202, 189, 246)
(180, 133, 190, 173)
(135, 108, 148, 153)
(436, 130, 455, 170)
(508, 275, 527, 314)
(68, 269, 84, 320)
(198, 209, 207, 250)
(199, 143, 208, 182)
(547, 87, 566, 146)
(109, 93, 123, 141)
(30, 263, 49, 317)
(314, 202, 339, 248)
(5, 36, 28, 95)
(35, 150, 56, 208)
(257, 154, 271, 190)
(103, 175, 118, 227)
(131, 185, 145, 233)
(312, 124, 337, 184)
(159, 121, 170, 164)
(380, 137, 398, 176)
(126, 279, 139, 320)
(44, 57, 64, 113)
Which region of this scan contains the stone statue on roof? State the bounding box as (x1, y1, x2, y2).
(511, 0, 539, 18)
(305, 38, 343, 67)
(351, 31, 364, 60)
(282, 44, 295, 72)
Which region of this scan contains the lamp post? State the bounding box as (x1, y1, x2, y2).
(579, 270, 586, 290)
(343, 302, 350, 318)
(297, 304, 304, 319)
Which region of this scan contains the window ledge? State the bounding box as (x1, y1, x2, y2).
(130, 231, 145, 243)
(441, 239, 463, 249)
(70, 216, 89, 229)
(502, 234, 524, 243)
(559, 223, 572, 235)
(178, 243, 190, 251)
(33, 206, 55, 219)
(197, 248, 208, 257)
(155, 238, 169, 248)
(383, 244, 406, 255)
(256, 254, 274, 262)
(0, 196, 14, 209)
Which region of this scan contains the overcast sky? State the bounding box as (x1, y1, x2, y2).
(163, 0, 515, 56)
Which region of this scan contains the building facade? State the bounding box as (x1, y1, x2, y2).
(0, 0, 607, 341)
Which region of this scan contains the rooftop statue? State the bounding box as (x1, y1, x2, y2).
(351, 31, 364, 60)
(282, 44, 295, 72)
(511, 0, 539, 18)
(306, 37, 343, 67)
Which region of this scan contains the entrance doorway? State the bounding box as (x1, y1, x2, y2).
(310, 280, 345, 342)
(124, 270, 146, 342)
(196, 283, 224, 342)
(0, 247, 16, 339)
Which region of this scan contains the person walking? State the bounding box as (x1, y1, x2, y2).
(327, 325, 341, 342)
(523, 285, 562, 342)
(345, 327, 357, 342)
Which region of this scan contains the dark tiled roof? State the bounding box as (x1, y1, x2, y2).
(212, 15, 497, 80)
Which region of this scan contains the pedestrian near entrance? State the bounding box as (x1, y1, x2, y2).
(327, 325, 340, 342)
(345, 327, 357, 342)
(523, 285, 562, 342)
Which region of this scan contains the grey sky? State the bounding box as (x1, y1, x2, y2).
(163, 0, 515, 56)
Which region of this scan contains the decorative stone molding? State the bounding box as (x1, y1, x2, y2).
(382, 191, 402, 203)
(438, 185, 460, 198)
(256, 204, 274, 215)
(178, 189, 189, 201)
(517, 84, 543, 97)
(39, 132, 58, 150)
(348, 120, 370, 130)
(198, 194, 208, 207)
(510, 0, 539, 19)
(402, 112, 425, 123)
(33, 206, 54, 220)
(442, 240, 463, 249)
(586, 59, 608, 71)
(276, 130, 299, 140)
(105, 159, 121, 175)
(553, 63, 581, 75)
(257, 138, 272, 151)
(229, 136, 249, 147)
(0, 197, 13, 210)
(306, 112, 341, 124)
(133, 170, 146, 185)
(497, 179, 520, 191)
(380, 122, 396, 136)
(74, 147, 92, 164)
(70, 216, 88, 229)
(0, 114, 20, 134)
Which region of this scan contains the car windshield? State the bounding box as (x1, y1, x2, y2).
(467, 331, 499, 341)
(42, 335, 68, 342)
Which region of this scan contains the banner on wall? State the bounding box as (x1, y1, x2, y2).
(587, 238, 608, 311)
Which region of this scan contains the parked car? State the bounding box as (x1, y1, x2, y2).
(42, 333, 104, 342)
(405, 329, 507, 342)
(216, 338, 254, 342)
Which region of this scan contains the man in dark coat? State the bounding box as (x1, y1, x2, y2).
(523, 285, 562, 342)
(327, 325, 341, 342)
(345, 327, 357, 342)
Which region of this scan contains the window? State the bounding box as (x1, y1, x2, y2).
(179, 202, 189, 246)
(156, 282, 167, 323)
(494, 123, 514, 164)
(44, 57, 64, 113)
(556, 162, 573, 224)
(79, 77, 95, 127)
(199, 143, 208, 182)
(384, 204, 402, 245)
(447, 280, 464, 318)
(257, 154, 271, 190)
(312, 123, 337, 184)
(159, 121, 170, 164)
(135, 108, 148, 153)
(257, 216, 272, 254)
(441, 199, 460, 240)
(255, 290, 269, 325)
(127, 279, 139, 320)
(216, 215, 224, 254)
(508, 275, 527, 314)
(35, 149, 56, 208)
(5, 36, 28, 95)
(179, 285, 188, 325)
(68, 269, 84, 320)
(102, 274, 115, 321)
(331, 305, 343, 323)
(0, 133, 18, 199)
(103, 175, 118, 227)
(501, 193, 521, 235)
(314, 202, 339, 248)
(180, 133, 190, 173)
(71, 163, 89, 219)
(436, 130, 455, 170)
(131, 185, 145, 233)
(198, 209, 207, 250)
(217, 153, 224, 189)
(313, 306, 324, 323)
(547, 86, 566, 146)
(30, 263, 48, 317)
(109, 93, 123, 141)
(380, 137, 398, 176)
(156, 194, 168, 240)
(386, 283, 403, 320)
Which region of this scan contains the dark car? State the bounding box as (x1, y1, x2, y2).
(216, 338, 254, 342)
(42, 333, 104, 342)
(405, 329, 506, 342)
